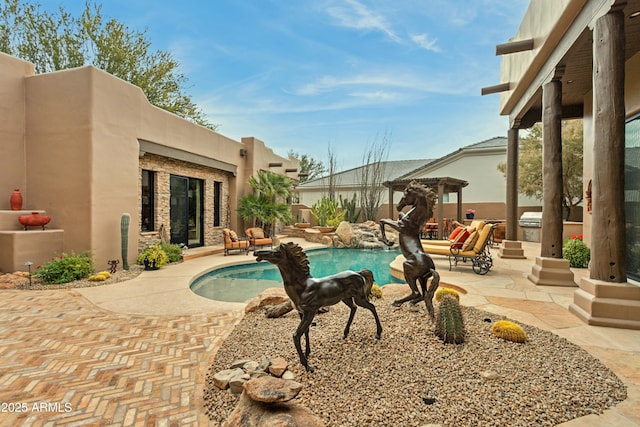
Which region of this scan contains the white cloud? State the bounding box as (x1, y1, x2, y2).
(410, 33, 440, 52)
(324, 0, 402, 43)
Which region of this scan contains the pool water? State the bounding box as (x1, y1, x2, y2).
(190, 247, 404, 302)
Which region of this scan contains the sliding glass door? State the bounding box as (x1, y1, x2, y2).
(170, 175, 204, 248)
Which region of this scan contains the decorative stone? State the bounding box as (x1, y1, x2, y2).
(212, 368, 245, 390)
(268, 357, 288, 377)
(245, 288, 290, 313)
(243, 376, 302, 403)
(281, 370, 295, 380)
(229, 373, 251, 394)
(335, 221, 354, 246)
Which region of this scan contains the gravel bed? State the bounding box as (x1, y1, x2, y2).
(203, 299, 626, 426)
(13, 264, 145, 290)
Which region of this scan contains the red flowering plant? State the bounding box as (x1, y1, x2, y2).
(563, 234, 590, 268)
(34, 252, 94, 284)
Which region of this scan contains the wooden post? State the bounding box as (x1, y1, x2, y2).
(388, 185, 394, 219)
(591, 9, 626, 282)
(506, 128, 519, 241)
(541, 77, 563, 258)
(437, 181, 445, 239)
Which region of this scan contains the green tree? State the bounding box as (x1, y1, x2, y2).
(0, 0, 216, 130)
(288, 151, 326, 183)
(498, 120, 583, 219)
(237, 170, 294, 236)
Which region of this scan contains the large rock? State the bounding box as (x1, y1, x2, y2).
(212, 368, 245, 390)
(268, 357, 288, 378)
(245, 288, 290, 313)
(223, 393, 325, 427)
(335, 221, 354, 246)
(243, 376, 302, 403)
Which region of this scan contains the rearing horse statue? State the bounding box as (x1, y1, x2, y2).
(380, 181, 440, 318)
(255, 242, 383, 372)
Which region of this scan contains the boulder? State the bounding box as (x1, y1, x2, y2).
(223, 393, 324, 427)
(243, 377, 302, 403)
(335, 221, 354, 246)
(245, 288, 290, 313)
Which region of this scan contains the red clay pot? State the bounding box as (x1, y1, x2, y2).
(18, 212, 51, 230)
(10, 189, 22, 210)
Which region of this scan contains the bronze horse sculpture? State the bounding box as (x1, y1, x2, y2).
(380, 181, 440, 318)
(255, 242, 383, 372)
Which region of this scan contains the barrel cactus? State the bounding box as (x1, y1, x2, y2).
(434, 287, 460, 302)
(434, 296, 465, 344)
(121, 213, 131, 270)
(490, 320, 527, 343)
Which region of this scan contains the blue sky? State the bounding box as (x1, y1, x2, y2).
(52, 0, 529, 170)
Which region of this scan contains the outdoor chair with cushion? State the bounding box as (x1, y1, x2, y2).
(222, 228, 249, 256)
(421, 223, 495, 275)
(420, 220, 486, 247)
(245, 227, 273, 251)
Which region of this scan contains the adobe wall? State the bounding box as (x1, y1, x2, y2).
(0, 53, 34, 207)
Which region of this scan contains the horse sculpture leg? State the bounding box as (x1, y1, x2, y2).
(294, 311, 316, 372)
(298, 312, 311, 357)
(418, 269, 440, 319)
(392, 263, 422, 306)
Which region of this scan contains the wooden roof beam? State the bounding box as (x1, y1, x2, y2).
(495, 38, 534, 55)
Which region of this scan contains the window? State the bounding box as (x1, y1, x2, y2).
(141, 170, 155, 232)
(214, 181, 222, 227)
(625, 114, 640, 281)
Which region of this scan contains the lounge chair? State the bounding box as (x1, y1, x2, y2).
(421, 220, 486, 247)
(222, 228, 249, 256)
(421, 223, 495, 275)
(246, 227, 273, 252)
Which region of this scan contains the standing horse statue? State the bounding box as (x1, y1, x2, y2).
(380, 181, 440, 319)
(255, 242, 383, 372)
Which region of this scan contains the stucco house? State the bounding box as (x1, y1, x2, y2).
(393, 137, 542, 221)
(296, 137, 542, 226)
(483, 0, 640, 328)
(0, 52, 299, 272)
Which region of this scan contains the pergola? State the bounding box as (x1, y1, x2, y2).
(383, 177, 469, 239)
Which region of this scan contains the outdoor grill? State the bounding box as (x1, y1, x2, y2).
(519, 211, 542, 242)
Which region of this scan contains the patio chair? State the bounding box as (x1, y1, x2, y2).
(222, 228, 249, 256)
(420, 220, 486, 247)
(421, 223, 495, 275)
(245, 227, 273, 252)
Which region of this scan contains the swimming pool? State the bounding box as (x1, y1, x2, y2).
(190, 247, 404, 302)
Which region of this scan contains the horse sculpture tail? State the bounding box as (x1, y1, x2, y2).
(359, 268, 375, 296)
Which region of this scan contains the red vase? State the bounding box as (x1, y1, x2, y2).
(18, 212, 51, 230)
(10, 189, 22, 210)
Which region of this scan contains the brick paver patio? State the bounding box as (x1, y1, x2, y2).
(0, 289, 243, 426)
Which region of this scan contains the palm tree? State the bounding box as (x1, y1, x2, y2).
(237, 171, 294, 236)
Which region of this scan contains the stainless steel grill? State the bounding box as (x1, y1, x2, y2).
(519, 211, 542, 227)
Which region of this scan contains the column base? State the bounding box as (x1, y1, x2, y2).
(498, 240, 526, 259)
(569, 277, 640, 330)
(527, 256, 576, 287)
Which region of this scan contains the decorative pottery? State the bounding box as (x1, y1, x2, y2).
(294, 223, 310, 229)
(315, 226, 335, 233)
(10, 189, 23, 210)
(18, 211, 51, 230)
(143, 258, 159, 270)
(465, 213, 475, 219)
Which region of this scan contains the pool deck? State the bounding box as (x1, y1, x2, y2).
(1, 237, 639, 426)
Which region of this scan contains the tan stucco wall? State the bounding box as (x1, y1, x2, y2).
(0, 53, 34, 207)
(1, 53, 298, 269)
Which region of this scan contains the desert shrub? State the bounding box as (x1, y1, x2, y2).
(160, 243, 183, 263)
(563, 234, 590, 268)
(35, 252, 94, 284)
(137, 244, 169, 268)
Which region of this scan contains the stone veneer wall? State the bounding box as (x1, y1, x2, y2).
(138, 153, 232, 251)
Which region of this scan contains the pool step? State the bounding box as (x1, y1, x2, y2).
(182, 246, 225, 261)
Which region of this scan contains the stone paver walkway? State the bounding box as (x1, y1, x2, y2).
(0, 290, 243, 426)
